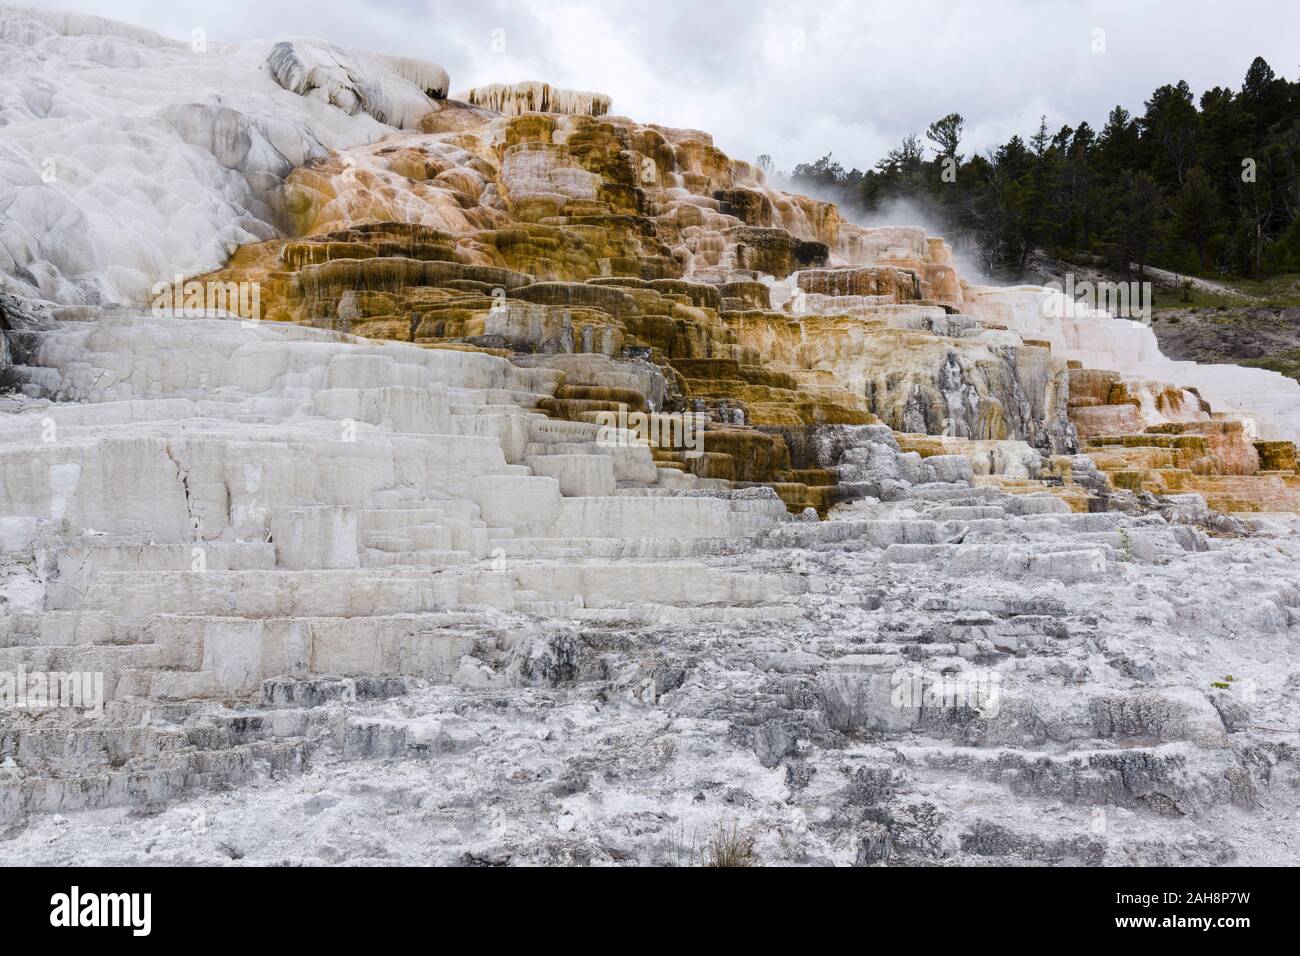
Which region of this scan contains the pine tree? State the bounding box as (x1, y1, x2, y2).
(925, 113, 965, 162)
(786, 55, 1300, 280)
(1175, 166, 1219, 271)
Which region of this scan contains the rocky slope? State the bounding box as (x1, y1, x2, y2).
(2, 9, 1300, 866)
(1152, 307, 1300, 383)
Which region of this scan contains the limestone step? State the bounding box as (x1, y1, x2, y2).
(361, 548, 475, 568)
(362, 524, 456, 552)
(0, 738, 316, 823)
(906, 742, 1247, 815)
(0, 610, 149, 648)
(523, 453, 617, 497)
(357, 506, 474, 529)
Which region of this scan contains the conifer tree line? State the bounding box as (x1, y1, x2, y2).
(766, 57, 1300, 280)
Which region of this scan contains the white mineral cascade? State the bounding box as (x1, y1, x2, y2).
(0, 6, 446, 305)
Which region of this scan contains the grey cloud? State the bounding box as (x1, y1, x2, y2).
(19, 0, 1300, 171)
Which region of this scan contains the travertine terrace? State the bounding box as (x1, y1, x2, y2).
(2, 8, 1300, 866)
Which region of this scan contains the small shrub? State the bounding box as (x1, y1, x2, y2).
(706, 822, 756, 867)
(1119, 528, 1133, 561)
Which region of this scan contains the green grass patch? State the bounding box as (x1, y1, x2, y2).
(1147, 272, 1300, 313)
(1241, 349, 1300, 381)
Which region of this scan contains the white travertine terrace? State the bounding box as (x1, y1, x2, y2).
(0, 314, 790, 690)
(0, 6, 448, 305)
(965, 286, 1300, 442)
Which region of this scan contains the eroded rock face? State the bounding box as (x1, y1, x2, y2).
(188, 101, 1120, 511)
(0, 300, 11, 375)
(968, 285, 1300, 446)
(0, 288, 54, 394)
(265, 40, 448, 128)
(184, 88, 1300, 515)
(458, 82, 611, 118)
(1066, 367, 1300, 512)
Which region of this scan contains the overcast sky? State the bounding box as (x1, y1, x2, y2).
(26, 0, 1300, 171)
